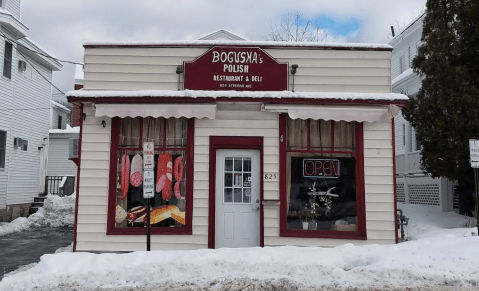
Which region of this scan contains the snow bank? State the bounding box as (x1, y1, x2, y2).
(399, 203, 477, 240)
(1, 232, 479, 290)
(0, 194, 75, 236)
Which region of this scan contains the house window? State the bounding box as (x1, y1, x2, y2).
(108, 116, 194, 235)
(280, 115, 365, 239)
(0, 131, 6, 168)
(399, 55, 405, 74)
(57, 115, 62, 129)
(3, 41, 13, 79)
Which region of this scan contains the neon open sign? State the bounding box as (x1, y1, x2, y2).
(303, 159, 340, 178)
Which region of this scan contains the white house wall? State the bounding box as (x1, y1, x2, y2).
(0, 31, 53, 207)
(47, 137, 77, 177)
(83, 48, 391, 93)
(4, 0, 21, 19)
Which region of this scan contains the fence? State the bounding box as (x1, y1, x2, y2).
(44, 176, 76, 196)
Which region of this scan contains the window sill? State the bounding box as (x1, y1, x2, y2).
(280, 229, 367, 240)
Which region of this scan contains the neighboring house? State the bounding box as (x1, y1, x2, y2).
(67, 30, 407, 252)
(390, 13, 456, 212)
(46, 101, 78, 196)
(0, 1, 62, 221)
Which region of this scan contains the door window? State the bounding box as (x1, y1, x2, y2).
(223, 157, 252, 204)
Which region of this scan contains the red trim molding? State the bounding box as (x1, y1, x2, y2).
(208, 136, 264, 249)
(279, 114, 367, 240)
(73, 104, 83, 252)
(106, 118, 195, 235)
(392, 119, 399, 244)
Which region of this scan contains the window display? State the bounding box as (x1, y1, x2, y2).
(281, 115, 365, 238)
(108, 116, 193, 234)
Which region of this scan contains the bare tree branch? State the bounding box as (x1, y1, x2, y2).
(266, 12, 329, 42)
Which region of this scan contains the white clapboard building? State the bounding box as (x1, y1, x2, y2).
(0, 0, 62, 221)
(67, 30, 407, 252)
(390, 13, 456, 212)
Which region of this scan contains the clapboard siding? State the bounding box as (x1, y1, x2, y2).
(2, 33, 54, 206)
(4, 0, 21, 19)
(47, 138, 77, 176)
(83, 47, 391, 93)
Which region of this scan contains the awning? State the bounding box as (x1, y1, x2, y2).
(94, 104, 217, 119)
(262, 104, 399, 122)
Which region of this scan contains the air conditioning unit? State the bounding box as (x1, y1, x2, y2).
(13, 137, 23, 148)
(69, 138, 79, 159)
(18, 60, 27, 71)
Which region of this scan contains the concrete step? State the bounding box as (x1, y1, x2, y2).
(34, 197, 47, 203)
(29, 206, 41, 214)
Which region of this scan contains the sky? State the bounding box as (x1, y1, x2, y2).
(18, 0, 427, 101)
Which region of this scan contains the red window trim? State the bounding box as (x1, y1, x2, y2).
(279, 113, 367, 240)
(208, 136, 264, 249)
(106, 117, 195, 235)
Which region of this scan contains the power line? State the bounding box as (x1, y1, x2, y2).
(0, 31, 83, 66)
(0, 31, 67, 95)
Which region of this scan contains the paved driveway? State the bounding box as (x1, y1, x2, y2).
(0, 227, 73, 279)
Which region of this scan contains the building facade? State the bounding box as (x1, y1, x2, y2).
(390, 13, 456, 212)
(68, 31, 407, 252)
(0, 0, 62, 221)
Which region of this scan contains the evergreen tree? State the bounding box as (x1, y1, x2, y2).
(402, 0, 479, 214)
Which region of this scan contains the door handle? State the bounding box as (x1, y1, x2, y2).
(252, 206, 259, 211)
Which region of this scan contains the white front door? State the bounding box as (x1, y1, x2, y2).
(215, 149, 260, 248)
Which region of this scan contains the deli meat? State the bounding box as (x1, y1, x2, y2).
(120, 154, 130, 199)
(173, 156, 184, 199)
(130, 154, 143, 187)
(130, 171, 143, 188)
(157, 153, 172, 201)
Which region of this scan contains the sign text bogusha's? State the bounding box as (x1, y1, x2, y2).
(184, 47, 287, 91)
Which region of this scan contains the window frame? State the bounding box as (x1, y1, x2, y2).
(57, 115, 62, 129)
(279, 113, 366, 240)
(0, 130, 6, 168)
(3, 41, 13, 79)
(106, 117, 195, 235)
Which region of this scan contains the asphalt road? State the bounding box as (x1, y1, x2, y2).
(0, 227, 73, 279)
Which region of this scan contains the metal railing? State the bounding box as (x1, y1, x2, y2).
(44, 176, 75, 196)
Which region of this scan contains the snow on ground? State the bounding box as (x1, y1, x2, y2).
(0, 194, 75, 236)
(1, 203, 478, 291)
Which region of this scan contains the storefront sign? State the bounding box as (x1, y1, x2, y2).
(184, 46, 288, 91)
(143, 170, 155, 198)
(143, 142, 154, 170)
(303, 159, 340, 178)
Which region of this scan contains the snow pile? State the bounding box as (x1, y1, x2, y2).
(2, 233, 479, 290)
(399, 203, 477, 241)
(0, 194, 75, 236)
(1, 203, 478, 290)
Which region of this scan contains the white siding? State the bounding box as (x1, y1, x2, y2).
(47, 137, 77, 176)
(83, 48, 391, 93)
(4, 0, 21, 19)
(0, 29, 53, 207)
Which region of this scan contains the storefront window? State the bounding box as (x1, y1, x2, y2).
(281, 115, 365, 239)
(108, 116, 193, 235)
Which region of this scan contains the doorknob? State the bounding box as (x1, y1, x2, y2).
(252, 206, 259, 211)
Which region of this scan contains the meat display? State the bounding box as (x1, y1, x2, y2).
(157, 153, 172, 201)
(120, 154, 130, 200)
(130, 154, 143, 187)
